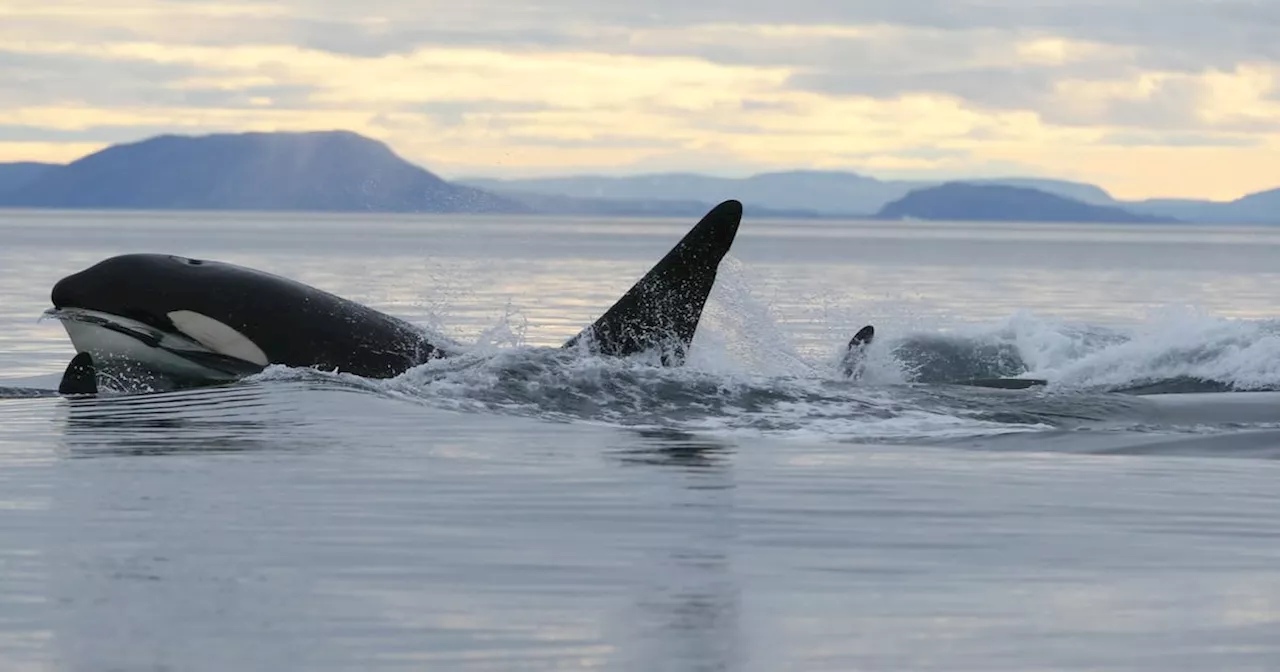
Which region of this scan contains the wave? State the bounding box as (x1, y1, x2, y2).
(13, 260, 1280, 446)
(861, 308, 1280, 392)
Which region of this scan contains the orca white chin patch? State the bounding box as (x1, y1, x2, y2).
(51, 311, 235, 381)
(44, 308, 266, 381)
(167, 310, 269, 366)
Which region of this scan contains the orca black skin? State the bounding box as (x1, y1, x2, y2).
(45, 200, 744, 386)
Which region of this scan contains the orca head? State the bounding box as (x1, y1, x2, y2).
(48, 254, 270, 382)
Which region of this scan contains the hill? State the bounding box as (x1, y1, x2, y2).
(1118, 186, 1280, 224)
(460, 171, 1116, 215)
(1229, 187, 1280, 222)
(877, 183, 1177, 223)
(960, 177, 1115, 205)
(0, 131, 526, 214)
(0, 162, 59, 196)
(492, 188, 828, 218)
(3, 132, 1275, 222)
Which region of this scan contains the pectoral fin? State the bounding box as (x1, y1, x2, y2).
(58, 352, 98, 396)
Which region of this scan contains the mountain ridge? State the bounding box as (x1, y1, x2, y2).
(460, 171, 1116, 216)
(0, 131, 527, 214)
(0, 162, 59, 196)
(2, 131, 1274, 222)
(877, 183, 1176, 224)
(463, 172, 1277, 223)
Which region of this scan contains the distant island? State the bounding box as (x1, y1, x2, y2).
(486, 189, 826, 219)
(0, 129, 1276, 223)
(461, 172, 1110, 219)
(876, 183, 1177, 224)
(0, 162, 57, 195)
(0, 131, 527, 214)
(464, 170, 1280, 224)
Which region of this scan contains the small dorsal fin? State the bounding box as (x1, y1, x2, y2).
(842, 325, 876, 378)
(849, 325, 875, 349)
(563, 200, 743, 365)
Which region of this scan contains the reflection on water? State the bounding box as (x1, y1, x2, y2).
(609, 429, 740, 672)
(54, 384, 322, 457)
(616, 429, 735, 469)
(62, 392, 266, 455)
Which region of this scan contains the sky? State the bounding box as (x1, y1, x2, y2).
(1, 0, 1278, 200)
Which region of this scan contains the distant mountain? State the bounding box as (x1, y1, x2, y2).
(961, 178, 1115, 205)
(877, 183, 1176, 223)
(463, 171, 872, 215)
(467, 170, 1280, 223)
(0, 131, 527, 214)
(1127, 187, 1280, 224)
(4, 130, 1276, 222)
(493, 188, 828, 219)
(460, 171, 1118, 215)
(1231, 187, 1280, 221)
(0, 162, 59, 196)
(1126, 198, 1229, 223)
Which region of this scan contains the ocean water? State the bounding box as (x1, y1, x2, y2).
(2, 209, 1280, 670)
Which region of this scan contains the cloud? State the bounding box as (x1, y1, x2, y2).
(0, 49, 201, 107)
(0, 0, 1278, 199)
(1099, 131, 1261, 148)
(236, 0, 1280, 72)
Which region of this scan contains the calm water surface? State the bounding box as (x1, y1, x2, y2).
(2, 210, 1280, 671)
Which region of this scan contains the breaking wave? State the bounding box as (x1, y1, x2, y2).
(240, 303, 1280, 444)
(23, 258, 1280, 446)
(867, 308, 1280, 393)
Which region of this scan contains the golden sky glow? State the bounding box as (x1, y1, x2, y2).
(1, 1, 1278, 200)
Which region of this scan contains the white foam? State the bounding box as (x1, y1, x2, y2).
(963, 308, 1280, 390)
(247, 286, 1280, 442)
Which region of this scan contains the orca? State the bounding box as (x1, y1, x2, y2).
(839, 324, 1048, 389)
(840, 329, 1260, 393)
(43, 200, 743, 391)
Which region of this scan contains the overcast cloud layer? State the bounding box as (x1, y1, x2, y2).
(1, 0, 1277, 199)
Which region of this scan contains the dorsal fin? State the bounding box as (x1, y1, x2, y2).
(563, 200, 743, 365)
